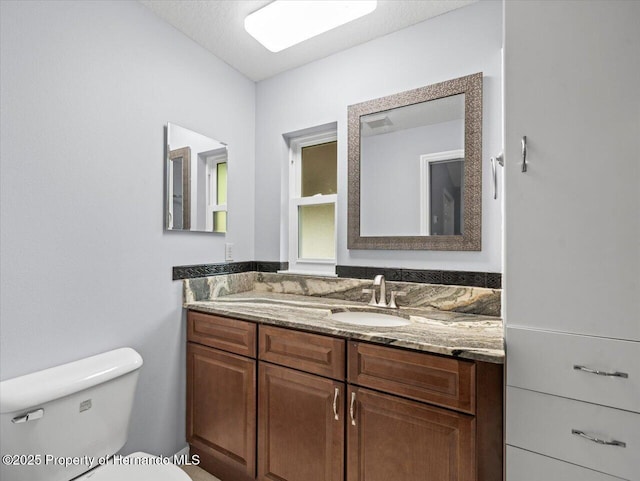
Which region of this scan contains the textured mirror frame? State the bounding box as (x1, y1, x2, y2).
(347, 72, 483, 250)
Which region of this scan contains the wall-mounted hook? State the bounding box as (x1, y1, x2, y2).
(491, 153, 504, 200)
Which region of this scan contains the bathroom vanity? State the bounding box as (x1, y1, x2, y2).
(183, 273, 504, 481)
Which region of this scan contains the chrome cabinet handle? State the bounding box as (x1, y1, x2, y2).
(572, 429, 626, 448)
(521, 136, 527, 172)
(573, 365, 628, 378)
(350, 392, 356, 426)
(333, 387, 339, 421)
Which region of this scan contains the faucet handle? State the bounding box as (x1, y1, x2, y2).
(362, 288, 377, 306)
(388, 291, 407, 309)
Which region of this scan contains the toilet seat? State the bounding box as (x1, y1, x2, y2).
(77, 452, 191, 481)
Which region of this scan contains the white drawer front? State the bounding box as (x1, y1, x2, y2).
(507, 446, 625, 481)
(506, 387, 640, 480)
(507, 327, 640, 412)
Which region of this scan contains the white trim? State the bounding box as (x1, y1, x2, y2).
(419, 149, 464, 235)
(277, 270, 338, 278)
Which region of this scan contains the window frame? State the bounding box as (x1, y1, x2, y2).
(285, 131, 338, 276)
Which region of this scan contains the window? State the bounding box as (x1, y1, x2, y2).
(286, 131, 337, 275)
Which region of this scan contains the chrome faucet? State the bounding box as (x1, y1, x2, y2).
(373, 274, 387, 307)
(362, 275, 406, 309)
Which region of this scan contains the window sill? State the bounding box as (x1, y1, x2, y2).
(277, 270, 338, 278)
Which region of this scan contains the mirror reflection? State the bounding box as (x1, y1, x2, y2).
(360, 94, 465, 236)
(166, 123, 227, 233)
(347, 72, 482, 251)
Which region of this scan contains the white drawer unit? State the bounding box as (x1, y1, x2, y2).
(506, 327, 640, 413)
(506, 446, 626, 481)
(507, 387, 639, 480)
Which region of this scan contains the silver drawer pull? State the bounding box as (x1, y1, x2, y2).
(333, 387, 339, 421)
(573, 365, 628, 378)
(12, 408, 44, 424)
(350, 392, 356, 426)
(572, 429, 626, 448)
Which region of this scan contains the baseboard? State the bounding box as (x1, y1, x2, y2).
(174, 445, 190, 459)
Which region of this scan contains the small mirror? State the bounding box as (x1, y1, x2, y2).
(165, 123, 228, 233)
(348, 73, 482, 250)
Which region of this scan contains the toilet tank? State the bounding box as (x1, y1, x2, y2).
(0, 348, 143, 481)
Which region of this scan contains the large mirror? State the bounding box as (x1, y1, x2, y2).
(348, 73, 482, 250)
(165, 123, 228, 233)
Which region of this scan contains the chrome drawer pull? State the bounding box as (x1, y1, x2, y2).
(573, 365, 628, 378)
(572, 429, 626, 448)
(333, 387, 339, 421)
(350, 392, 356, 426)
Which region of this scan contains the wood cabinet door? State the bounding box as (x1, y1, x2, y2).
(258, 362, 344, 481)
(187, 342, 256, 479)
(347, 386, 475, 481)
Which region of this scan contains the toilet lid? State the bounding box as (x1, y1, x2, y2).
(77, 452, 191, 481)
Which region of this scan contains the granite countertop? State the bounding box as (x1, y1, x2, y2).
(184, 290, 504, 364)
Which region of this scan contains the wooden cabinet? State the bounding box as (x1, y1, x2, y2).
(347, 342, 502, 481)
(348, 341, 476, 413)
(187, 312, 502, 481)
(259, 325, 345, 380)
(187, 312, 257, 481)
(258, 362, 344, 481)
(257, 326, 345, 481)
(347, 386, 475, 481)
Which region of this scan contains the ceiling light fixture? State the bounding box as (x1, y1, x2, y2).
(244, 0, 377, 53)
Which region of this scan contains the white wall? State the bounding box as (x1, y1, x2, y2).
(255, 0, 503, 272)
(0, 0, 254, 457)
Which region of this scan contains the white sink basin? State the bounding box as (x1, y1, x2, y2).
(330, 311, 411, 327)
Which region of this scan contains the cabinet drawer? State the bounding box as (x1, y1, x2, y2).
(507, 327, 640, 412)
(188, 311, 256, 358)
(506, 387, 640, 480)
(348, 342, 476, 414)
(259, 325, 345, 380)
(506, 446, 625, 481)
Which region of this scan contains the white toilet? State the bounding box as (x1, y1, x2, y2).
(0, 348, 191, 481)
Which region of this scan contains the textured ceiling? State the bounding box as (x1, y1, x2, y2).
(138, 0, 476, 81)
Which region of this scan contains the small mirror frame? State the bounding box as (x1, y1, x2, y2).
(347, 72, 482, 251)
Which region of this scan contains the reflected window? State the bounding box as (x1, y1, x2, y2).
(213, 162, 227, 233)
